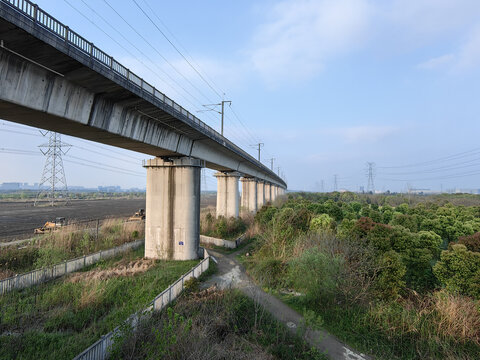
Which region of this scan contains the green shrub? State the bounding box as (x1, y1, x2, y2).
(433, 244, 480, 299)
(34, 244, 68, 268)
(376, 250, 406, 300)
(287, 248, 343, 303)
(310, 214, 335, 233)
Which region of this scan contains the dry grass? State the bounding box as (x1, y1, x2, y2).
(368, 289, 480, 348)
(68, 258, 156, 283)
(0, 269, 15, 280)
(432, 290, 480, 345)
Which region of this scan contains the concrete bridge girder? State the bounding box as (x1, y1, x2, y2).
(0, 48, 286, 186)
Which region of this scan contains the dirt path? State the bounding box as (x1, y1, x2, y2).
(202, 247, 370, 360)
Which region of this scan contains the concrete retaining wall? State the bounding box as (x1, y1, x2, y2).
(200, 234, 245, 249)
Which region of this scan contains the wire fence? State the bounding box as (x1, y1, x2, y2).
(0, 216, 142, 246)
(73, 249, 210, 360)
(0, 0, 285, 187)
(0, 239, 144, 294)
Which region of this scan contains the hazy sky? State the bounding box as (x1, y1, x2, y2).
(2, 0, 480, 192)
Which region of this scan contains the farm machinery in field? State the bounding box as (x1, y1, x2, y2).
(34, 217, 66, 234)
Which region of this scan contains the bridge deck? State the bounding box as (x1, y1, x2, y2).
(0, 0, 286, 187)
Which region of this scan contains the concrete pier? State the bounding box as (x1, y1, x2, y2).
(144, 157, 202, 260)
(240, 177, 257, 215)
(271, 185, 277, 202)
(257, 180, 265, 210)
(215, 172, 240, 218)
(265, 183, 272, 203)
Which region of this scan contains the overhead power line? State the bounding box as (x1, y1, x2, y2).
(131, 0, 223, 99)
(103, 0, 215, 105)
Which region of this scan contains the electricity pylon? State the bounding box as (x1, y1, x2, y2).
(366, 162, 376, 193)
(35, 131, 71, 206)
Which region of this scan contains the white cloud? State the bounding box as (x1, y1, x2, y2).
(328, 125, 398, 143)
(249, 0, 372, 85)
(417, 25, 480, 72)
(456, 25, 480, 70)
(417, 54, 455, 70)
(386, 0, 480, 42)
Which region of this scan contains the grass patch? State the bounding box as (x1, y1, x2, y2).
(0, 218, 144, 276)
(0, 245, 199, 360)
(110, 288, 326, 360)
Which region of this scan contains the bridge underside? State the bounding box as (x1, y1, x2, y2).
(0, 2, 287, 261)
(0, 13, 285, 186)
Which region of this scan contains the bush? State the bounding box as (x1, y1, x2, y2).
(433, 244, 480, 299)
(309, 214, 335, 233)
(376, 250, 406, 300)
(457, 232, 480, 252)
(287, 248, 343, 303)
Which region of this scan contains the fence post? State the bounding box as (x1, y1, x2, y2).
(15, 274, 19, 289)
(33, 4, 38, 23)
(96, 219, 99, 241)
(64, 260, 67, 274)
(84, 255, 86, 267)
(64, 26, 69, 42)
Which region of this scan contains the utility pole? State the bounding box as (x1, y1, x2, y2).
(366, 162, 375, 194)
(269, 158, 275, 171)
(251, 143, 264, 161)
(199, 100, 231, 136)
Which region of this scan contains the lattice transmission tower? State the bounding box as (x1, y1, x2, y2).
(35, 131, 71, 206)
(366, 162, 376, 193)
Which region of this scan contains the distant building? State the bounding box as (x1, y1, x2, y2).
(0, 182, 21, 190)
(98, 185, 122, 193)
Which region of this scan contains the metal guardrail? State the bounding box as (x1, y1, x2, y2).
(0, 0, 286, 187)
(73, 250, 210, 360)
(0, 239, 144, 294)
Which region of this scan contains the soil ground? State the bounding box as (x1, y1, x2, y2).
(0, 198, 146, 242)
(0, 193, 217, 243)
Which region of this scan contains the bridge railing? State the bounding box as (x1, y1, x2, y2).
(1, 0, 285, 187)
(73, 250, 210, 360)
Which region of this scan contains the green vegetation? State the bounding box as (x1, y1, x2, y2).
(0, 245, 198, 360)
(244, 192, 480, 359)
(200, 210, 247, 240)
(0, 218, 144, 279)
(110, 289, 325, 360)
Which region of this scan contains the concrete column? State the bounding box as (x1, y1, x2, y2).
(257, 180, 265, 210)
(271, 185, 277, 202)
(214, 171, 240, 218)
(143, 157, 202, 260)
(240, 177, 257, 214)
(264, 183, 272, 203)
